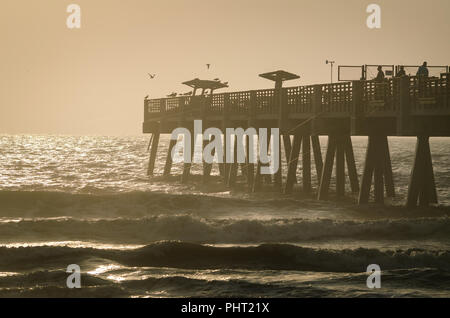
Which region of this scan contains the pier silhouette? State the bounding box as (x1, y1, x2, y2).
(143, 68, 450, 207)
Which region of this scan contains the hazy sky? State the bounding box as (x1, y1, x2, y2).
(1, 0, 449, 135)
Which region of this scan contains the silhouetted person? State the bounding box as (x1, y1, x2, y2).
(374, 66, 386, 100)
(396, 66, 406, 77)
(417, 62, 429, 77)
(374, 66, 385, 82)
(416, 62, 429, 98)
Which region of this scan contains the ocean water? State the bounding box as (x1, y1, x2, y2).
(0, 134, 449, 298)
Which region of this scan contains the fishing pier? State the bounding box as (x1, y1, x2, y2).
(143, 69, 450, 208)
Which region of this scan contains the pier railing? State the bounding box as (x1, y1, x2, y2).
(410, 76, 449, 114)
(144, 75, 450, 122)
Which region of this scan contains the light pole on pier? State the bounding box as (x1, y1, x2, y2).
(326, 60, 335, 83)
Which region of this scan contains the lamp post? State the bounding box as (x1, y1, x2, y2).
(326, 60, 335, 83)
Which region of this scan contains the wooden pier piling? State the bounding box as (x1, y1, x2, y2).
(163, 138, 177, 176)
(284, 134, 302, 194)
(252, 132, 268, 193)
(246, 149, 255, 192)
(284, 134, 323, 195)
(358, 135, 395, 204)
(181, 132, 195, 184)
(317, 135, 359, 200)
(147, 131, 160, 176)
(407, 136, 438, 207)
(311, 135, 323, 183)
(273, 134, 283, 191)
(202, 135, 216, 183)
(227, 134, 239, 187)
(302, 135, 312, 193)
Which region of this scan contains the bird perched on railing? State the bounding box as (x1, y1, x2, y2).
(214, 78, 220, 81)
(167, 92, 177, 97)
(144, 95, 149, 99)
(182, 92, 193, 96)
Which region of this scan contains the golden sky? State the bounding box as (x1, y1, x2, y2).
(0, 0, 449, 135)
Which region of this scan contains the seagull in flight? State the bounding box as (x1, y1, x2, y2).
(148, 73, 156, 79)
(206, 64, 211, 70)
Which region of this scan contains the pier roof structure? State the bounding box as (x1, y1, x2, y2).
(259, 70, 300, 83)
(182, 78, 229, 91)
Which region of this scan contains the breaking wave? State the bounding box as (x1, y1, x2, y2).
(1, 242, 449, 273)
(0, 214, 449, 244)
(0, 190, 277, 218)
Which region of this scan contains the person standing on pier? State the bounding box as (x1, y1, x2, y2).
(374, 66, 385, 82)
(374, 66, 386, 100)
(416, 61, 429, 98)
(396, 66, 406, 77)
(416, 61, 429, 77)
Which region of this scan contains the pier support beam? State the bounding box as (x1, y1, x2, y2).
(252, 145, 264, 193)
(284, 135, 323, 195)
(227, 134, 239, 188)
(252, 132, 271, 193)
(163, 138, 177, 176)
(284, 134, 302, 194)
(181, 132, 195, 184)
(406, 136, 438, 208)
(147, 132, 160, 176)
(273, 134, 283, 191)
(218, 138, 226, 178)
(202, 135, 218, 183)
(311, 135, 323, 184)
(283, 134, 292, 162)
(252, 162, 263, 193)
(302, 135, 312, 193)
(358, 135, 395, 205)
(283, 134, 297, 184)
(245, 135, 255, 191)
(222, 135, 231, 185)
(317, 135, 359, 200)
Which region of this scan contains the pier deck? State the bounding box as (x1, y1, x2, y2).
(144, 75, 450, 136)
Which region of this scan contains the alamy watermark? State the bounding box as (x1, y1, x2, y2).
(65, 5, 381, 30)
(366, 4, 381, 29)
(366, 264, 381, 289)
(170, 120, 279, 175)
(66, 4, 81, 29)
(66, 264, 81, 288)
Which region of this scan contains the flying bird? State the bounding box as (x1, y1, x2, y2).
(206, 64, 210, 70)
(148, 73, 156, 79)
(144, 95, 149, 99)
